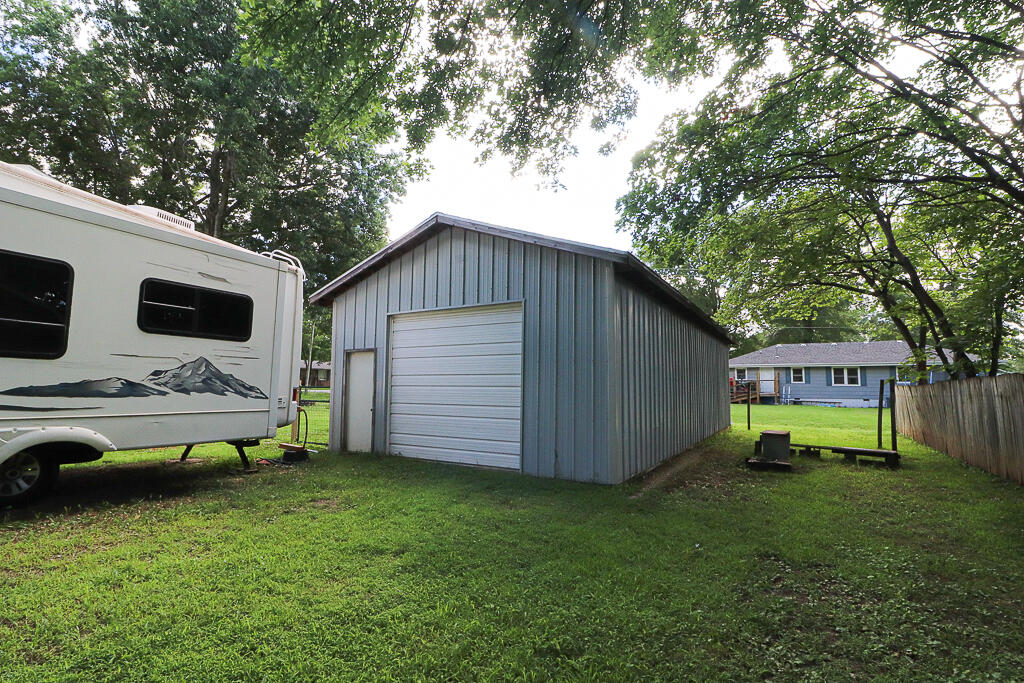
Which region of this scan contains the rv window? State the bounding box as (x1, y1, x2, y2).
(0, 249, 73, 359)
(138, 279, 252, 341)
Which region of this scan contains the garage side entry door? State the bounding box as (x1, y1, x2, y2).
(388, 302, 523, 470)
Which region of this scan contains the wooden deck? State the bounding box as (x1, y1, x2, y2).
(730, 374, 780, 404)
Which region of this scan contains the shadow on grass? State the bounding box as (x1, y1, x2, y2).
(1, 456, 243, 521)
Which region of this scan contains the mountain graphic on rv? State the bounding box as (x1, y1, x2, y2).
(0, 357, 267, 400)
(145, 357, 267, 398)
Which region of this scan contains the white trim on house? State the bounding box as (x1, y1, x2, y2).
(832, 367, 860, 386)
(790, 367, 805, 383)
(735, 368, 747, 380)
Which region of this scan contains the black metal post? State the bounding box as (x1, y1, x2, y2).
(179, 444, 193, 462)
(877, 379, 885, 449)
(747, 381, 752, 430)
(890, 378, 898, 451)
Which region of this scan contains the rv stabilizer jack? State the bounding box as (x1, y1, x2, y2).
(179, 441, 260, 471)
(228, 440, 260, 472)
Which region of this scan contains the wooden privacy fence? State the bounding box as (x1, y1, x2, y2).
(895, 374, 1024, 484)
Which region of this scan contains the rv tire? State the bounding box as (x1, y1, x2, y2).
(0, 450, 59, 507)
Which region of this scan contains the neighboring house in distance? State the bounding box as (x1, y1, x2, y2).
(728, 340, 957, 408)
(300, 361, 331, 388)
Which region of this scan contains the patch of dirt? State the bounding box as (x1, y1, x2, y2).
(631, 446, 711, 497)
(0, 567, 43, 581)
(0, 615, 31, 630)
(631, 445, 749, 497)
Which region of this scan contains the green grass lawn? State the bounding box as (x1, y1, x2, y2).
(2, 405, 1023, 681)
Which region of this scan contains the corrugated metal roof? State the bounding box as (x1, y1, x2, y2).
(729, 340, 929, 367)
(309, 212, 732, 344)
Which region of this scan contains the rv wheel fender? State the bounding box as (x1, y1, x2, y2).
(0, 427, 117, 467)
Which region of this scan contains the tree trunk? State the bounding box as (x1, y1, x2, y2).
(990, 292, 1005, 377)
(858, 269, 930, 383)
(204, 149, 235, 238)
(870, 206, 978, 378)
(916, 326, 930, 384)
(881, 296, 929, 381)
(203, 150, 223, 236)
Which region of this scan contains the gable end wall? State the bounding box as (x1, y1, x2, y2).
(329, 226, 617, 483)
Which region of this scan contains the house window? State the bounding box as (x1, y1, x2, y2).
(791, 367, 804, 383)
(832, 367, 860, 386)
(138, 279, 253, 341)
(0, 248, 74, 359)
(735, 368, 746, 380)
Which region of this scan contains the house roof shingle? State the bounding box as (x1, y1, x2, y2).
(728, 340, 923, 367)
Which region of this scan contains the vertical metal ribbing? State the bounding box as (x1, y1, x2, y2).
(612, 278, 730, 480)
(521, 243, 541, 476)
(326, 225, 728, 484)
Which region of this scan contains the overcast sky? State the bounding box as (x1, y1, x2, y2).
(387, 80, 713, 252)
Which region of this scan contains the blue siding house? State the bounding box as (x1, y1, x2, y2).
(728, 341, 939, 407)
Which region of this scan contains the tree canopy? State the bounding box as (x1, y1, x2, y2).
(242, 0, 1024, 374)
(5, 0, 1021, 372)
(617, 1, 1024, 376)
(0, 0, 414, 297)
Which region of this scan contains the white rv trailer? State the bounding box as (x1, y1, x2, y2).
(0, 161, 304, 504)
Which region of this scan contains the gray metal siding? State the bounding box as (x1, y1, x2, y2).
(328, 226, 616, 483)
(612, 279, 730, 481)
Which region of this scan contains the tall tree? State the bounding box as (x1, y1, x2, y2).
(618, 59, 1024, 377)
(241, 0, 645, 175)
(241, 1, 1024, 191)
(0, 0, 414, 293)
(242, 1, 1024, 372)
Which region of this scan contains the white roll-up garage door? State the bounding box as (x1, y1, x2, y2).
(388, 302, 523, 470)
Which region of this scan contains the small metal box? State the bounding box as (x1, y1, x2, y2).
(760, 430, 791, 462)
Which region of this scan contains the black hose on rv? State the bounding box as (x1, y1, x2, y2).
(258, 406, 311, 467)
(297, 405, 309, 449)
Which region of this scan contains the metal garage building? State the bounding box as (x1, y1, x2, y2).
(309, 213, 731, 484)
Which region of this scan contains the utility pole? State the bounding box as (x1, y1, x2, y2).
(304, 320, 315, 389)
